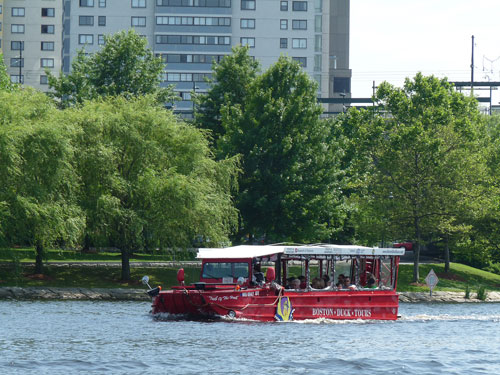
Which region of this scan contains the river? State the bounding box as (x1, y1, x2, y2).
(0, 301, 499, 374)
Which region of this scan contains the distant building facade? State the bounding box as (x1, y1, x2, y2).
(1, 0, 350, 114)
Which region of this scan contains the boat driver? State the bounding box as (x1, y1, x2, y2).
(252, 263, 265, 286)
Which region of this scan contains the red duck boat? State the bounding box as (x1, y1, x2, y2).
(145, 244, 404, 321)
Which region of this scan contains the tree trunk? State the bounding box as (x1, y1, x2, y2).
(35, 243, 44, 274)
(413, 217, 421, 283)
(444, 234, 450, 273)
(121, 249, 131, 281)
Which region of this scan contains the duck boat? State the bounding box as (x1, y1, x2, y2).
(146, 244, 404, 321)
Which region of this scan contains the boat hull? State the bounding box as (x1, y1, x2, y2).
(151, 287, 399, 321)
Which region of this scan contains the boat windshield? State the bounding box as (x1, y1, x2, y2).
(201, 262, 249, 280)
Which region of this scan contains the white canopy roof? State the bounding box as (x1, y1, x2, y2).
(197, 244, 405, 259)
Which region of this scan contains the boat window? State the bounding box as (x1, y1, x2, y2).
(334, 260, 351, 285)
(379, 258, 393, 289)
(202, 262, 249, 279)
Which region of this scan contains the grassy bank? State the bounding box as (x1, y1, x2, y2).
(1, 260, 499, 293)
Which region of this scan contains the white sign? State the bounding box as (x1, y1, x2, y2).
(425, 269, 439, 296)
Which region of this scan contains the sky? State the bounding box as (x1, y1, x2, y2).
(350, 0, 500, 103)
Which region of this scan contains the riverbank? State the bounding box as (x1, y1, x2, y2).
(1, 287, 499, 303)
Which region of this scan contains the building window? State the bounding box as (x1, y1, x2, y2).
(98, 16, 106, 26)
(132, 0, 146, 7)
(156, 35, 231, 45)
(98, 34, 105, 45)
(292, 1, 307, 11)
(80, 0, 94, 7)
(280, 1, 288, 11)
(10, 75, 24, 84)
(41, 41, 55, 51)
(280, 19, 288, 30)
(79, 34, 94, 44)
(40, 75, 49, 85)
(240, 37, 255, 48)
(12, 7, 25, 17)
(0, 5, 2, 14)
(79, 16, 94, 26)
(156, 16, 230, 26)
(41, 58, 55, 68)
(240, 19, 255, 29)
(333, 77, 351, 94)
(280, 38, 287, 48)
(292, 57, 307, 67)
(11, 41, 24, 51)
(314, 55, 321, 71)
(156, 0, 231, 6)
(131, 17, 146, 27)
(292, 38, 307, 48)
(41, 25, 55, 34)
(11, 24, 25, 34)
(42, 8, 55, 17)
(241, 0, 255, 10)
(99, 0, 107, 7)
(10, 58, 24, 68)
(292, 19, 307, 30)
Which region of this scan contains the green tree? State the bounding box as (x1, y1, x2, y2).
(67, 96, 238, 280)
(216, 55, 345, 243)
(343, 74, 485, 282)
(0, 53, 14, 91)
(195, 45, 260, 148)
(48, 30, 176, 108)
(0, 89, 84, 273)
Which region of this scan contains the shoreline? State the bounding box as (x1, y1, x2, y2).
(1, 287, 499, 303)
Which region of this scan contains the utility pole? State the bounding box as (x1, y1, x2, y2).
(471, 35, 475, 96)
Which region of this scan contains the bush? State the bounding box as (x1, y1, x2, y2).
(476, 285, 487, 301)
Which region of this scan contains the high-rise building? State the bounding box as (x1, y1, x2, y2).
(0, 1, 4, 53)
(2, 0, 350, 114)
(2, 0, 63, 89)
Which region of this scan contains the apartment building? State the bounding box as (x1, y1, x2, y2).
(2, 0, 350, 114)
(1, 0, 63, 89)
(0, 1, 4, 53)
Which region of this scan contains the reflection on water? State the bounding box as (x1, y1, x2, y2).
(0, 301, 499, 374)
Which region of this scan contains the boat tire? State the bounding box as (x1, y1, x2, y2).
(227, 310, 236, 318)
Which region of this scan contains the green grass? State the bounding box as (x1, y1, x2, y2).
(397, 263, 500, 292)
(0, 263, 201, 289)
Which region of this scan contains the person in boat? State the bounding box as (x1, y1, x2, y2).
(336, 274, 345, 288)
(311, 277, 325, 289)
(322, 274, 331, 287)
(342, 277, 357, 290)
(298, 275, 307, 289)
(366, 276, 377, 288)
(290, 278, 301, 289)
(252, 263, 265, 286)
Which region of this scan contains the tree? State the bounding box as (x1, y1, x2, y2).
(0, 54, 13, 91)
(0, 89, 84, 273)
(195, 45, 260, 148)
(215, 55, 345, 243)
(48, 30, 176, 108)
(67, 95, 238, 280)
(342, 74, 485, 282)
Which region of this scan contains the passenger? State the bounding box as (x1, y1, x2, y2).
(366, 276, 377, 288)
(311, 277, 325, 289)
(290, 278, 301, 289)
(285, 277, 295, 289)
(298, 275, 307, 289)
(322, 274, 331, 287)
(343, 277, 357, 290)
(336, 274, 345, 288)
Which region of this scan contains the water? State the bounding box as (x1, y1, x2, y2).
(0, 301, 499, 375)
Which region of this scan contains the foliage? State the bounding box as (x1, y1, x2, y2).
(476, 285, 487, 301)
(64, 95, 239, 280)
(0, 53, 15, 91)
(47, 30, 176, 108)
(340, 74, 485, 281)
(0, 89, 85, 273)
(195, 45, 260, 148)
(208, 54, 345, 243)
